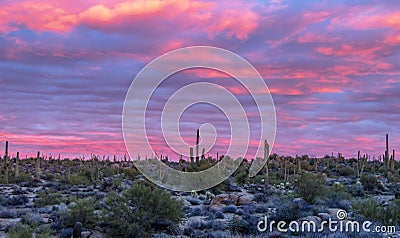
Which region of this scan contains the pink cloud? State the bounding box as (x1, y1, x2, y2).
(0, 0, 260, 41)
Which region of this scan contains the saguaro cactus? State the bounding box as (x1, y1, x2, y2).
(390, 149, 395, 173)
(190, 147, 194, 167)
(264, 139, 270, 188)
(15, 152, 19, 179)
(196, 129, 200, 164)
(385, 134, 389, 176)
(356, 151, 366, 178)
(4, 141, 9, 184)
(35, 151, 41, 180)
(73, 222, 82, 238)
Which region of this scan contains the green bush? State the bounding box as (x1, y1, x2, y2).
(67, 174, 91, 186)
(35, 189, 63, 207)
(61, 197, 98, 229)
(7, 223, 33, 238)
(338, 166, 354, 176)
(102, 184, 183, 237)
(294, 173, 327, 203)
(234, 171, 248, 185)
(353, 198, 400, 226)
(35, 226, 54, 238)
(360, 174, 381, 191)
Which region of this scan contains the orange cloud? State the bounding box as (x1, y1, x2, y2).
(0, 0, 260, 41)
(0, 1, 78, 32)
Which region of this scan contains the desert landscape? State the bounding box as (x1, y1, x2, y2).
(1, 135, 399, 238)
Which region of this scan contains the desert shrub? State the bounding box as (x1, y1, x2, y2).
(338, 166, 354, 176)
(120, 167, 141, 180)
(352, 198, 400, 226)
(7, 223, 33, 238)
(348, 182, 365, 197)
(21, 213, 44, 226)
(14, 172, 33, 184)
(35, 225, 54, 238)
(59, 228, 73, 238)
(61, 197, 98, 229)
(35, 189, 63, 207)
(360, 175, 381, 191)
(222, 205, 237, 213)
(188, 207, 202, 217)
(321, 183, 351, 208)
(270, 196, 311, 222)
(214, 211, 224, 219)
(294, 172, 327, 203)
(0, 208, 17, 218)
(210, 220, 227, 231)
(234, 170, 249, 185)
(101, 184, 183, 237)
(0, 195, 28, 207)
(300, 160, 313, 171)
(67, 174, 91, 186)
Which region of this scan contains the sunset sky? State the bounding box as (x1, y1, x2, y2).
(1, 0, 399, 160)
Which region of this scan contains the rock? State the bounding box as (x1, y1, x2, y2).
(186, 197, 201, 206)
(298, 216, 321, 224)
(0, 218, 21, 231)
(210, 194, 239, 207)
(293, 197, 308, 209)
(338, 177, 353, 185)
(327, 208, 347, 220)
(317, 213, 331, 221)
(372, 195, 395, 205)
(237, 194, 253, 205)
(187, 216, 208, 230)
(58, 203, 68, 212)
(81, 231, 92, 238)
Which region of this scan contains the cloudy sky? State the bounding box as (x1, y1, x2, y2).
(1, 0, 399, 160)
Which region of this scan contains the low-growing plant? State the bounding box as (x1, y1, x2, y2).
(61, 197, 98, 229)
(66, 173, 91, 186)
(35, 189, 63, 207)
(338, 166, 354, 177)
(101, 184, 183, 237)
(294, 172, 327, 203)
(360, 174, 381, 191)
(352, 198, 400, 226)
(7, 223, 34, 238)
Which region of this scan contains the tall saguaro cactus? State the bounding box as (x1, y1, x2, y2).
(390, 149, 395, 173)
(35, 151, 41, 180)
(15, 152, 20, 179)
(264, 139, 269, 188)
(356, 150, 366, 178)
(196, 129, 200, 164)
(190, 147, 194, 167)
(4, 141, 9, 184)
(385, 133, 389, 176)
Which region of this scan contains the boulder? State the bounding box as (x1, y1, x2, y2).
(237, 194, 253, 206)
(210, 194, 239, 207)
(372, 195, 395, 205)
(317, 213, 331, 221)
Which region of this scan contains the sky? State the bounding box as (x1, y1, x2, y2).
(0, 0, 400, 160)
